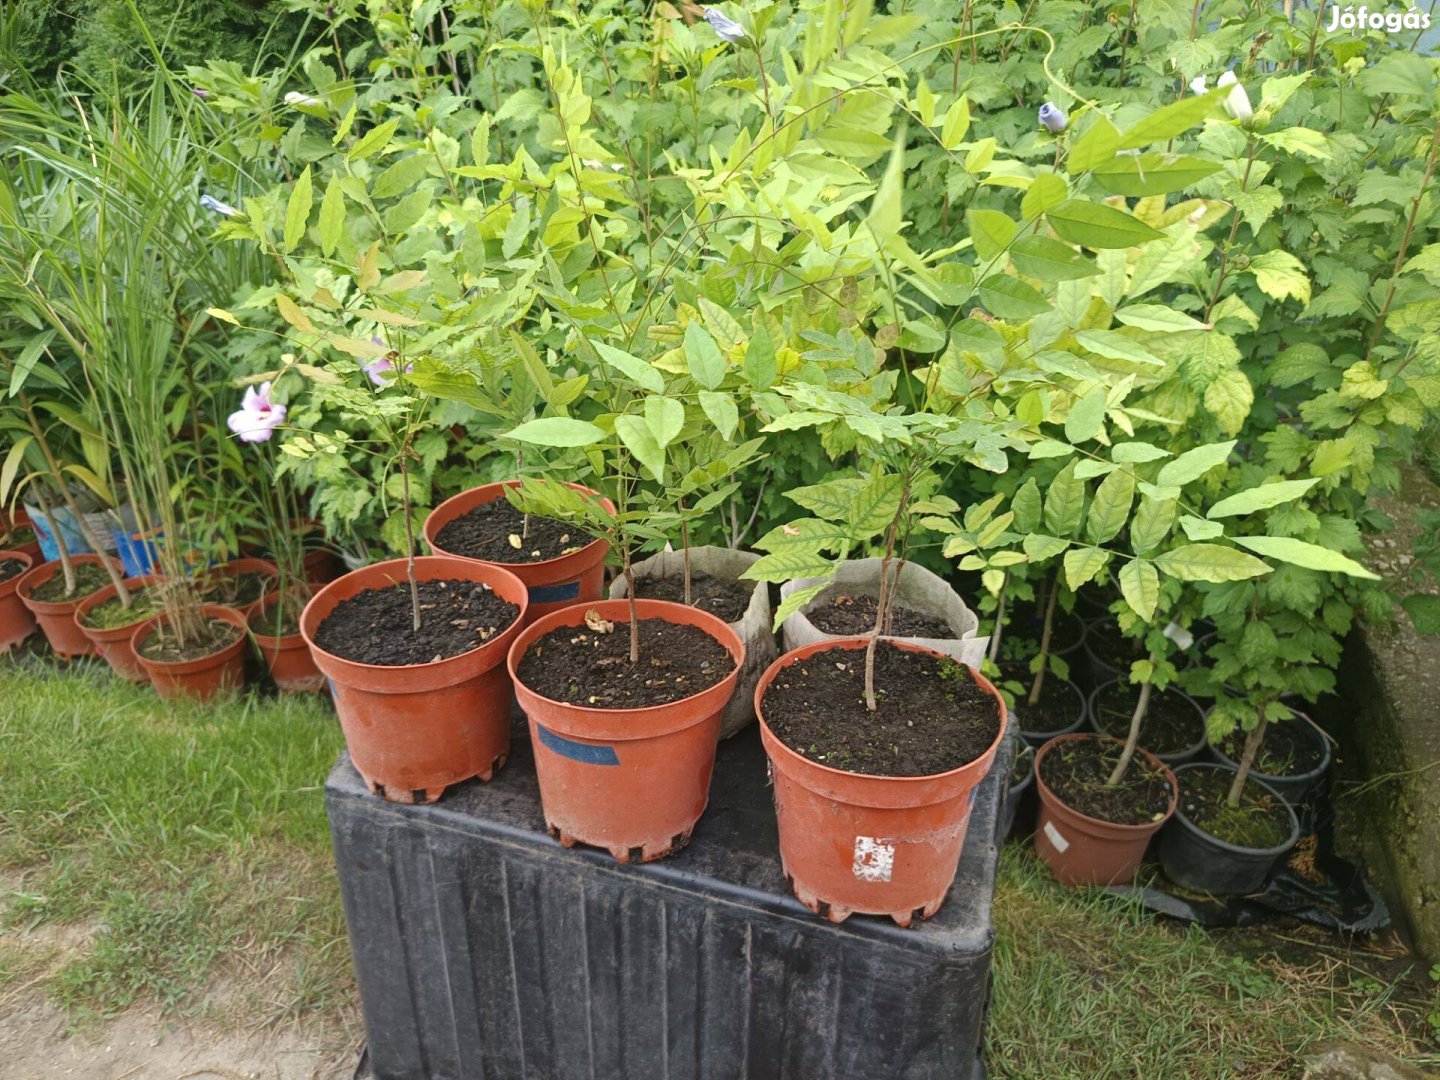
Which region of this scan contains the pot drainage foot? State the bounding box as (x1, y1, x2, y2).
(475, 753, 509, 783)
(365, 779, 445, 805)
(789, 882, 854, 924)
(548, 824, 579, 849)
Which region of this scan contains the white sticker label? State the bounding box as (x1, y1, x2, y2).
(1043, 820, 1070, 854)
(1162, 621, 1195, 651)
(852, 836, 896, 882)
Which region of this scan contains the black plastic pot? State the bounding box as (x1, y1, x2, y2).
(1157, 764, 1300, 895)
(1078, 618, 1148, 693)
(1002, 603, 1089, 688)
(1011, 675, 1088, 748)
(998, 741, 1036, 843)
(1206, 709, 1332, 805)
(1085, 679, 1209, 766)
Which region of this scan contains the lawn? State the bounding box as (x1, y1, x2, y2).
(1, 659, 1436, 1078)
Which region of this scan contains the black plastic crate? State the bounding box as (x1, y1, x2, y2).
(328, 713, 1013, 1080)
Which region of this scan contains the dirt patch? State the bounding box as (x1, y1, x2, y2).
(1216, 715, 1326, 777)
(137, 618, 243, 663)
(516, 615, 733, 707)
(1177, 766, 1291, 848)
(761, 641, 1001, 776)
(434, 498, 586, 563)
(806, 592, 951, 638)
(1039, 737, 1173, 826)
(29, 562, 110, 604)
(1000, 661, 1083, 736)
(633, 570, 754, 623)
(314, 579, 519, 666)
(1091, 683, 1206, 756)
(0, 558, 26, 585)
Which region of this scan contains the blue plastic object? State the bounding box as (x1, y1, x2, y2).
(112, 526, 162, 577)
(27, 507, 92, 561)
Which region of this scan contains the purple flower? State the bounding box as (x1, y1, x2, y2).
(199, 194, 239, 217)
(1037, 102, 1067, 134)
(702, 8, 747, 42)
(227, 382, 287, 443)
(190, 86, 209, 101)
(363, 343, 412, 386)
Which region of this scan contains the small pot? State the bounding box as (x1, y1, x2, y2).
(304, 546, 344, 585)
(15, 554, 120, 658)
(0, 550, 37, 653)
(1078, 618, 1146, 692)
(199, 557, 279, 621)
(1157, 764, 1300, 895)
(999, 740, 1036, 844)
(131, 603, 250, 701)
(756, 638, 1007, 926)
(424, 481, 613, 626)
(1206, 710, 1332, 806)
(1085, 679, 1209, 766)
(508, 598, 744, 863)
(302, 556, 529, 804)
(1010, 673, 1088, 748)
(250, 586, 325, 693)
(1033, 733, 1178, 887)
(2, 510, 42, 561)
(73, 574, 163, 683)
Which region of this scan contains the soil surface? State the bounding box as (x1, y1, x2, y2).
(81, 586, 160, 630)
(0, 558, 25, 585)
(202, 569, 274, 608)
(1001, 660, 1084, 736)
(28, 561, 110, 603)
(1091, 683, 1206, 756)
(1178, 766, 1291, 848)
(137, 617, 243, 663)
(762, 642, 1001, 776)
(1039, 737, 1173, 826)
(435, 498, 587, 563)
(1, 524, 36, 547)
(806, 592, 951, 638)
(517, 615, 734, 707)
(633, 569, 755, 623)
(315, 579, 519, 666)
(1217, 715, 1327, 777)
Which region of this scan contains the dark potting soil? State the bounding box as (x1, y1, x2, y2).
(0, 558, 26, 585)
(633, 570, 755, 624)
(517, 615, 734, 708)
(435, 498, 585, 563)
(1178, 767, 1291, 849)
(1039, 738, 1173, 826)
(1217, 717, 1326, 777)
(82, 587, 160, 630)
(1000, 661, 1082, 735)
(203, 571, 273, 608)
(29, 562, 111, 603)
(2, 525, 35, 548)
(1091, 684, 1205, 756)
(137, 617, 243, 663)
(806, 592, 951, 638)
(314, 580, 520, 666)
(762, 642, 1001, 777)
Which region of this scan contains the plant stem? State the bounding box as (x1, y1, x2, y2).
(865, 477, 911, 712)
(1226, 706, 1270, 807)
(1027, 567, 1060, 706)
(1105, 666, 1155, 787)
(1366, 116, 1440, 363)
(680, 497, 693, 606)
(31, 484, 75, 595)
(400, 440, 421, 634)
(987, 572, 1007, 663)
(624, 554, 639, 665)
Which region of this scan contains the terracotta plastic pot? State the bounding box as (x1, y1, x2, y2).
(302, 556, 529, 804)
(756, 638, 1007, 926)
(0, 550, 37, 653)
(508, 598, 744, 863)
(131, 603, 249, 701)
(2, 510, 42, 561)
(1033, 733, 1177, 887)
(73, 574, 163, 683)
(424, 481, 613, 626)
(199, 557, 278, 621)
(250, 586, 325, 693)
(15, 554, 120, 658)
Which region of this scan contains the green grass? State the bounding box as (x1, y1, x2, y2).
(0, 659, 1436, 1075)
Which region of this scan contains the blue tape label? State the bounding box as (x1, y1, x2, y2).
(528, 580, 582, 604)
(536, 724, 619, 765)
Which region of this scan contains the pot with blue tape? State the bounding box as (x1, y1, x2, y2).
(507, 598, 745, 863)
(424, 481, 613, 628)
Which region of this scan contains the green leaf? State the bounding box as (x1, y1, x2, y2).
(1179, 514, 1224, 541)
(1232, 536, 1379, 579)
(594, 342, 665, 394)
(1074, 329, 1163, 366)
(1046, 200, 1164, 249)
(1022, 173, 1068, 220)
(371, 153, 430, 200)
(318, 174, 345, 258)
(745, 320, 777, 389)
(1091, 154, 1221, 197)
(1043, 461, 1084, 537)
(1066, 116, 1119, 174)
(502, 197, 530, 259)
(1117, 92, 1218, 149)
(1203, 369, 1254, 435)
(0, 435, 34, 504)
(1246, 251, 1311, 305)
(1119, 559, 1159, 621)
(1207, 478, 1320, 519)
(699, 391, 739, 440)
(940, 95, 970, 150)
(1156, 441, 1235, 487)
(847, 474, 905, 537)
(1023, 533, 1071, 561)
(1064, 547, 1110, 589)
(348, 118, 399, 161)
(1086, 469, 1135, 544)
(1065, 389, 1108, 443)
(616, 414, 665, 480)
(1154, 543, 1272, 583)
(744, 551, 835, 584)
(1010, 236, 1097, 282)
(684, 322, 725, 390)
(1012, 478, 1042, 533)
(969, 209, 1018, 261)
(788, 477, 867, 520)
(505, 417, 606, 447)
(1112, 442, 1170, 463)
(754, 518, 845, 554)
(1401, 594, 1440, 636)
(978, 274, 1050, 319)
(1114, 305, 1207, 333)
(644, 395, 684, 449)
(284, 166, 313, 252)
(1130, 497, 1176, 554)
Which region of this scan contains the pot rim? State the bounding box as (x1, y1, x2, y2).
(423, 480, 614, 570)
(1033, 732, 1179, 834)
(74, 574, 164, 639)
(1086, 677, 1209, 760)
(300, 555, 529, 677)
(1168, 762, 1301, 857)
(1207, 709, 1332, 784)
(248, 582, 321, 647)
(1003, 603, 1088, 656)
(755, 635, 1009, 785)
(130, 602, 249, 671)
(507, 597, 745, 727)
(0, 549, 34, 596)
(1009, 742, 1036, 795)
(15, 554, 121, 612)
(1006, 667, 1087, 740)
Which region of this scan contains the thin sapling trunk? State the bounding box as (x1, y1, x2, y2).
(623, 547, 639, 664)
(32, 484, 76, 595)
(400, 442, 421, 634)
(1226, 706, 1270, 807)
(680, 496, 692, 605)
(988, 572, 1007, 664)
(864, 480, 910, 712)
(1027, 568, 1061, 707)
(1105, 656, 1157, 787)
